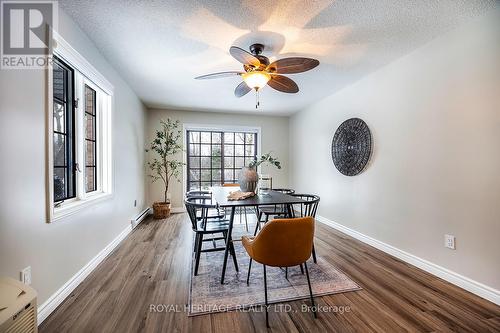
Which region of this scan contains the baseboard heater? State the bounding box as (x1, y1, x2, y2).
(131, 207, 151, 229)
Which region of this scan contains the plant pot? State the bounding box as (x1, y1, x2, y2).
(238, 167, 258, 193)
(153, 201, 171, 219)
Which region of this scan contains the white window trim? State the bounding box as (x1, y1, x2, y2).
(46, 32, 114, 223)
(181, 123, 262, 200)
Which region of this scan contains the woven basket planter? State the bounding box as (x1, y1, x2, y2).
(153, 202, 171, 219)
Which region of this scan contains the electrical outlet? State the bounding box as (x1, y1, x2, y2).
(444, 234, 456, 250)
(21, 266, 31, 285)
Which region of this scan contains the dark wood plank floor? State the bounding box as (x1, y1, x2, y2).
(40, 213, 500, 333)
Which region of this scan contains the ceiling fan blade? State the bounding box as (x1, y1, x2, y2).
(195, 71, 244, 80)
(229, 46, 260, 67)
(235, 81, 252, 97)
(268, 75, 299, 93)
(267, 57, 319, 74)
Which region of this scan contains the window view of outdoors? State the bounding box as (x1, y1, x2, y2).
(187, 131, 257, 190)
(53, 57, 75, 202)
(84, 85, 97, 193)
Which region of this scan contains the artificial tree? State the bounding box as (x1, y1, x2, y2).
(146, 119, 185, 218)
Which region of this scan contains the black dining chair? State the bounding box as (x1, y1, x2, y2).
(254, 188, 295, 236)
(186, 189, 212, 198)
(185, 197, 239, 276)
(186, 190, 225, 220)
(290, 194, 320, 263)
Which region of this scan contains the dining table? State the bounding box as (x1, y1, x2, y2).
(210, 186, 307, 284)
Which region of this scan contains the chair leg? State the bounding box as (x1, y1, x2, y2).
(244, 207, 249, 232)
(312, 244, 317, 263)
(263, 264, 269, 328)
(228, 236, 239, 272)
(212, 233, 218, 248)
(285, 267, 288, 279)
(300, 264, 304, 275)
(253, 213, 261, 236)
(194, 233, 203, 276)
(246, 258, 252, 285)
(304, 261, 317, 318)
(193, 233, 199, 254)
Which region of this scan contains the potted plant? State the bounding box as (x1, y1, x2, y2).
(239, 152, 282, 192)
(146, 119, 185, 219)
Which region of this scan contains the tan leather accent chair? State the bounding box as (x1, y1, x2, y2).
(242, 216, 317, 327)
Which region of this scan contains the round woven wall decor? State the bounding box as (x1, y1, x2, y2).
(331, 118, 372, 176)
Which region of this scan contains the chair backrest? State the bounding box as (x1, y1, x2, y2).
(186, 190, 212, 200)
(249, 217, 315, 267)
(272, 188, 295, 195)
(291, 194, 320, 218)
(186, 190, 211, 197)
(184, 197, 218, 231)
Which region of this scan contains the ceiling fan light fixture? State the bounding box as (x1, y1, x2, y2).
(242, 71, 271, 90)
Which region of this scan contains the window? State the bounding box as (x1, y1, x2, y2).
(52, 56, 76, 201)
(186, 130, 257, 190)
(47, 33, 113, 222)
(84, 85, 97, 193)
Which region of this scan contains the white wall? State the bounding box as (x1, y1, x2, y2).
(0, 9, 146, 306)
(147, 109, 289, 209)
(290, 9, 500, 290)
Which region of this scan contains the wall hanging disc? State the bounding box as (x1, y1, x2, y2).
(331, 118, 372, 176)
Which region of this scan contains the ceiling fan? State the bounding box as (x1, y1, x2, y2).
(195, 43, 320, 108)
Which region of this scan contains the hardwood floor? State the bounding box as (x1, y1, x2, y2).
(40, 213, 500, 333)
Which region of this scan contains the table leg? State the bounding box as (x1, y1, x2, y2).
(221, 206, 236, 284)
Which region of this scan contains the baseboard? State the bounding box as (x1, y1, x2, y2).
(315, 215, 500, 306)
(37, 219, 137, 323)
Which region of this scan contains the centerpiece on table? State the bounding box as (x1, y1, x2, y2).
(238, 152, 281, 193)
(146, 119, 185, 219)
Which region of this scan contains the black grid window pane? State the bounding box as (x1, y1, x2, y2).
(52, 56, 76, 202)
(84, 85, 97, 193)
(186, 130, 257, 191)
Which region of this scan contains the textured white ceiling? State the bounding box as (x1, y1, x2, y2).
(60, 0, 496, 115)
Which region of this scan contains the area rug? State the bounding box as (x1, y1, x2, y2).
(188, 220, 361, 316)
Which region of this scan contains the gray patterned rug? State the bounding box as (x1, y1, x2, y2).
(188, 219, 361, 316)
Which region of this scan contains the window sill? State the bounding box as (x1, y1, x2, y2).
(50, 192, 112, 223)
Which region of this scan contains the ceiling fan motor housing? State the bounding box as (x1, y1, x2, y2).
(249, 43, 270, 67)
(249, 43, 265, 55)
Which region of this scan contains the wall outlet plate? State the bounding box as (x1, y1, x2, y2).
(21, 266, 31, 285)
(444, 234, 456, 250)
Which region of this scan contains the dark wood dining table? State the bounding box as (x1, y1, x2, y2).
(210, 186, 306, 284)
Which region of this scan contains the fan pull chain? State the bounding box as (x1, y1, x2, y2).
(255, 89, 260, 109)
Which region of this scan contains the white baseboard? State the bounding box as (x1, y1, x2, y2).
(37, 208, 149, 324)
(316, 215, 500, 306)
